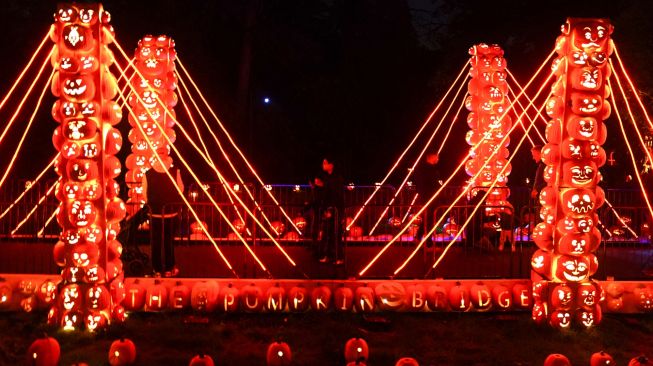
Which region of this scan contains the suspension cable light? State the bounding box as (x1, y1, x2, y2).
(531, 18, 614, 329)
(612, 45, 653, 131)
(11, 183, 56, 236)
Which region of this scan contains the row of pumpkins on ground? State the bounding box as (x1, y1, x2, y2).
(27, 335, 420, 365)
(27, 335, 653, 365)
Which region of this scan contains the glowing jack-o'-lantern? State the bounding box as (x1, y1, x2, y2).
(59, 284, 81, 311)
(550, 284, 574, 309)
(68, 200, 97, 228)
(61, 75, 95, 101)
(549, 309, 572, 329)
(554, 255, 592, 282)
(561, 188, 596, 216)
(108, 338, 137, 366)
(86, 285, 110, 310)
(567, 116, 599, 140)
(558, 232, 598, 255)
(561, 161, 598, 187)
(266, 342, 292, 366)
(27, 335, 61, 366)
(531, 249, 552, 277)
(577, 305, 602, 328)
(311, 284, 332, 312)
(344, 338, 369, 363)
(266, 284, 286, 312)
(577, 282, 600, 308)
(375, 282, 405, 311)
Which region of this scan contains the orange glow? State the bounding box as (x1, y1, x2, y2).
(176, 57, 302, 234)
(608, 79, 653, 221)
(0, 46, 54, 148)
(112, 63, 237, 276)
(0, 154, 57, 221)
(37, 208, 58, 238)
(368, 73, 469, 235)
(507, 86, 545, 145)
(346, 61, 471, 230)
(0, 31, 50, 113)
(506, 69, 550, 126)
(11, 182, 56, 236)
(109, 45, 287, 275)
(436, 96, 468, 155)
(399, 84, 554, 276)
(401, 193, 419, 223)
(0, 69, 55, 191)
(507, 89, 537, 146)
(358, 51, 556, 277)
(393, 74, 555, 277)
(604, 198, 638, 237)
(613, 46, 653, 131)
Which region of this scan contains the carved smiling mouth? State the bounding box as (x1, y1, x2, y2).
(64, 83, 87, 96)
(568, 202, 593, 213)
(581, 313, 594, 327)
(580, 104, 598, 113)
(582, 41, 600, 48)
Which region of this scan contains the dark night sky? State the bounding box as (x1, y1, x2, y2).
(0, 0, 651, 188)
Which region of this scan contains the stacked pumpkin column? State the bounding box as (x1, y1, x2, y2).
(464, 44, 512, 212)
(49, 3, 126, 331)
(125, 35, 178, 215)
(531, 18, 613, 329)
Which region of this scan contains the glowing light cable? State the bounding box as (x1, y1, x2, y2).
(368, 77, 468, 236)
(358, 49, 556, 276)
(0, 67, 55, 192)
(37, 207, 58, 238)
(603, 198, 638, 238)
(0, 154, 58, 221)
(612, 45, 653, 131)
(11, 182, 56, 236)
(176, 56, 302, 234)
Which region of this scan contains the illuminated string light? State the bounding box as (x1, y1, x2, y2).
(368, 77, 469, 236)
(11, 183, 56, 236)
(608, 79, 653, 221)
(506, 69, 551, 126)
(507, 86, 546, 145)
(112, 66, 238, 277)
(0, 154, 57, 222)
(0, 69, 55, 191)
(111, 46, 301, 276)
(358, 50, 556, 277)
(37, 206, 58, 238)
(506, 92, 537, 147)
(346, 61, 472, 230)
(176, 57, 302, 234)
(0, 31, 50, 113)
(401, 193, 419, 223)
(603, 198, 638, 238)
(411, 81, 554, 277)
(0, 46, 54, 149)
(176, 77, 280, 235)
(177, 86, 252, 236)
(436, 96, 468, 155)
(612, 45, 653, 131)
(610, 62, 653, 175)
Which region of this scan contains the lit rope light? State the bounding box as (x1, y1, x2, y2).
(507, 86, 546, 145)
(368, 77, 469, 236)
(603, 198, 638, 238)
(395, 74, 555, 277)
(613, 45, 653, 131)
(0, 31, 50, 113)
(177, 86, 252, 236)
(176, 77, 280, 235)
(0, 68, 55, 191)
(506, 92, 537, 147)
(0, 46, 54, 148)
(358, 50, 556, 276)
(11, 183, 56, 236)
(506, 69, 551, 126)
(0, 154, 57, 221)
(608, 79, 653, 220)
(111, 42, 300, 275)
(37, 207, 58, 238)
(117, 89, 238, 277)
(176, 57, 302, 234)
(610, 62, 653, 173)
(401, 193, 419, 223)
(346, 61, 471, 230)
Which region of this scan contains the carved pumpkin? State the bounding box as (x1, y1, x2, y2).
(354, 285, 375, 313)
(266, 342, 292, 366)
(191, 281, 219, 312)
(27, 335, 60, 366)
(425, 285, 448, 311)
(108, 338, 137, 366)
(288, 285, 309, 312)
(123, 279, 146, 311)
(512, 283, 532, 309)
(311, 284, 332, 312)
(549, 310, 572, 329)
(470, 282, 492, 311)
(169, 281, 190, 310)
(628, 356, 650, 366)
(334, 285, 354, 312)
(590, 351, 614, 366)
(532, 301, 549, 325)
(491, 284, 512, 310)
(344, 338, 369, 363)
(146, 280, 168, 311)
(449, 282, 471, 311)
(635, 286, 653, 312)
(85, 284, 111, 310)
(375, 282, 405, 311)
(266, 284, 286, 312)
(395, 357, 419, 366)
(218, 283, 239, 312)
(405, 284, 426, 311)
(550, 284, 574, 309)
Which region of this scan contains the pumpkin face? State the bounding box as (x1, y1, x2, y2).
(554, 255, 591, 282)
(532, 301, 549, 325)
(532, 222, 554, 250)
(344, 338, 369, 363)
(375, 282, 405, 311)
(85, 311, 108, 331)
(561, 161, 598, 187)
(266, 342, 292, 366)
(108, 338, 137, 366)
(577, 282, 600, 308)
(59, 284, 81, 311)
(558, 232, 597, 255)
(37, 280, 58, 306)
(567, 115, 599, 140)
(635, 286, 653, 311)
(27, 335, 60, 366)
(311, 285, 332, 312)
(549, 310, 572, 329)
(577, 305, 602, 327)
(61, 74, 95, 101)
(61, 310, 83, 331)
(531, 249, 552, 277)
(550, 284, 573, 309)
(85, 285, 110, 310)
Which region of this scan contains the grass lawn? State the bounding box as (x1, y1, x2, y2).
(1, 311, 652, 365)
